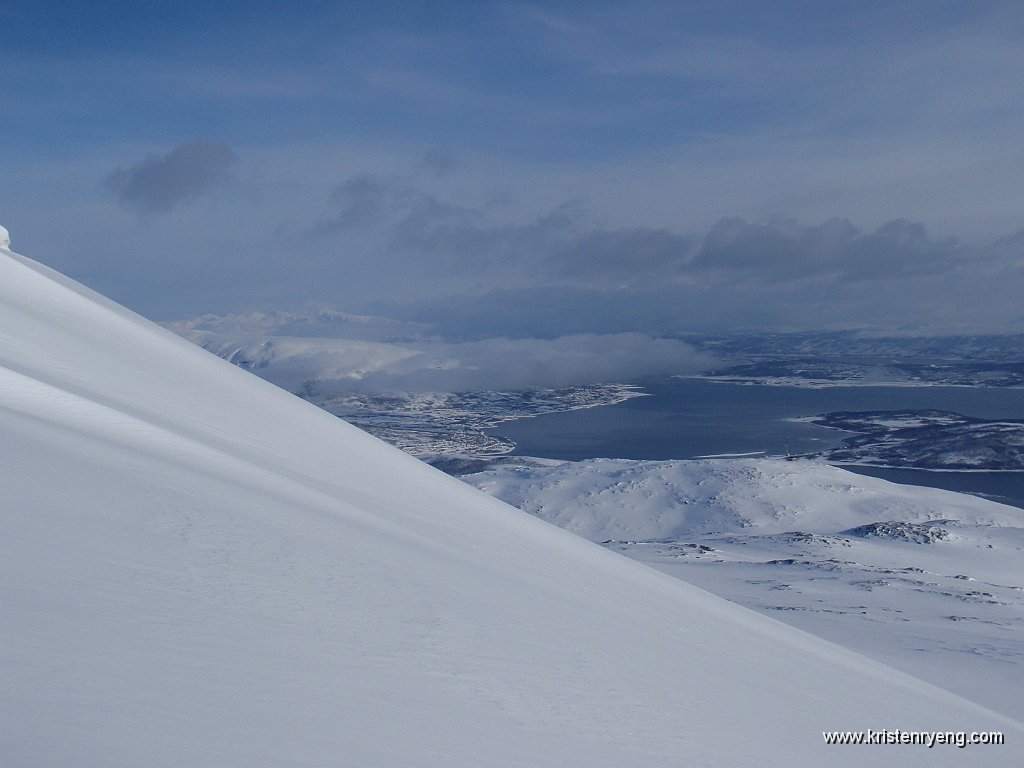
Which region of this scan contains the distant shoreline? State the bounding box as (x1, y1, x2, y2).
(681, 374, 1024, 390)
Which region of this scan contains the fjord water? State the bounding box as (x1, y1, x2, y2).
(489, 377, 1024, 508)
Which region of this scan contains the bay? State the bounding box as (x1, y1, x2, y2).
(487, 377, 1024, 509)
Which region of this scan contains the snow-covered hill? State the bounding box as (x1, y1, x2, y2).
(465, 457, 1023, 540)
(464, 457, 1024, 720)
(2, 240, 1021, 766)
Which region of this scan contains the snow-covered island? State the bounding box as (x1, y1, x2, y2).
(806, 409, 1024, 470)
(688, 333, 1024, 389)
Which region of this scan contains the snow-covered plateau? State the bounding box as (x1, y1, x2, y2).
(3, 237, 1022, 766)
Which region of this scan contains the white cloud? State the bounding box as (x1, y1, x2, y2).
(357, 334, 713, 391)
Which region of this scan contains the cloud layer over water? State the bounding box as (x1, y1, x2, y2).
(356, 334, 713, 391)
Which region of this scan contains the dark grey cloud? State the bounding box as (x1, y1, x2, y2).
(300, 172, 1024, 337)
(316, 175, 965, 296)
(105, 140, 237, 214)
(557, 226, 693, 280)
(311, 175, 694, 288)
(317, 174, 392, 232)
(693, 217, 851, 276)
(845, 219, 962, 280)
(692, 217, 961, 282)
(309, 174, 473, 244)
(379, 224, 1021, 337)
(419, 147, 459, 176)
(991, 229, 1024, 272)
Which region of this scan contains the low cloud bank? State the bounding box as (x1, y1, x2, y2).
(355, 334, 713, 392)
(170, 310, 712, 394)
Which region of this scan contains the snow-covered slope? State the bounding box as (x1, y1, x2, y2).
(464, 457, 1024, 720)
(1, 242, 1020, 766)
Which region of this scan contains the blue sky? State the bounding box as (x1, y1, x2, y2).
(2, 0, 1023, 335)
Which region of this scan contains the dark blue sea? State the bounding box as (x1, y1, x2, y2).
(487, 377, 1024, 509)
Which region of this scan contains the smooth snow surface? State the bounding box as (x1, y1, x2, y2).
(0, 223, 9, 249)
(1, 244, 1020, 766)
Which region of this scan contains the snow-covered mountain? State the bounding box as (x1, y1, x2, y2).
(166, 309, 445, 395)
(166, 307, 429, 343)
(2, 239, 1021, 766)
